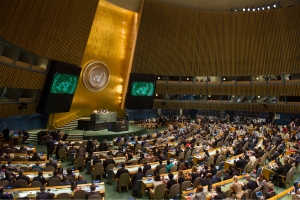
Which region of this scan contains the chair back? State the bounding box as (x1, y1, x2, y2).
(106, 163, 115, 173)
(252, 186, 262, 199)
(153, 183, 166, 199)
(170, 165, 177, 173)
(31, 168, 41, 172)
(256, 167, 262, 178)
(159, 167, 166, 175)
(16, 179, 28, 188)
(48, 178, 61, 186)
(243, 162, 251, 173)
(118, 173, 130, 187)
(59, 149, 67, 158)
(215, 155, 223, 166)
(68, 177, 75, 182)
(218, 162, 224, 171)
(31, 181, 42, 187)
(88, 195, 102, 199)
(178, 163, 185, 171)
(191, 149, 197, 156)
(216, 169, 223, 178)
(251, 159, 259, 170)
(207, 156, 214, 166)
(262, 182, 271, 196)
(76, 156, 85, 168)
(116, 153, 124, 157)
(45, 166, 55, 172)
(193, 177, 201, 188)
(74, 190, 86, 199)
(69, 153, 76, 163)
(133, 180, 143, 191)
(131, 160, 138, 165)
(145, 169, 152, 177)
(216, 141, 222, 148)
(57, 193, 70, 200)
(184, 151, 191, 161)
(14, 156, 22, 161)
(168, 183, 180, 198)
(225, 189, 232, 198)
(0, 180, 8, 187)
(242, 142, 249, 151)
(178, 152, 184, 160)
(94, 163, 104, 176)
(180, 181, 192, 192)
(20, 166, 30, 172)
(107, 169, 114, 180)
(198, 146, 204, 153)
(134, 143, 141, 154)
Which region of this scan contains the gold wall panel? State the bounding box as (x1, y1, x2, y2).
(132, 0, 300, 76)
(0, 0, 99, 65)
(0, 64, 46, 89)
(0, 103, 37, 118)
(50, 0, 136, 128)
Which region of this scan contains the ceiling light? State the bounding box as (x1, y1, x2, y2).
(234, 8, 238, 12)
(156, 94, 158, 96)
(262, 6, 265, 10)
(157, 77, 160, 79)
(258, 96, 260, 98)
(223, 78, 226, 81)
(257, 7, 260, 11)
(273, 4, 277, 8)
(243, 8, 246, 12)
(267, 5, 271, 9)
(187, 78, 189, 80)
(247, 8, 251, 11)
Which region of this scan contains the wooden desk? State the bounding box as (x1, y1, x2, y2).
(268, 186, 293, 200)
(113, 160, 176, 175)
(3, 182, 105, 198)
(6, 161, 62, 169)
(181, 175, 248, 200)
(13, 153, 47, 161)
(224, 153, 243, 170)
(141, 169, 192, 195)
(23, 170, 80, 181)
(14, 146, 36, 153)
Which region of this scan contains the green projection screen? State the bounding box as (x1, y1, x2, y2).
(130, 81, 155, 96)
(50, 73, 79, 94)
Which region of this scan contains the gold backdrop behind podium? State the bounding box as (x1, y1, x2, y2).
(48, 0, 137, 129)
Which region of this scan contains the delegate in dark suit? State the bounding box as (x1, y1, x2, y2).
(116, 167, 129, 179)
(36, 192, 54, 199)
(131, 172, 143, 185)
(143, 164, 151, 175)
(213, 191, 226, 200)
(234, 157, 248, 169)
(245, 180, 258, 192)
(85, 191, 98, 200)
(46, 138, 55, 159)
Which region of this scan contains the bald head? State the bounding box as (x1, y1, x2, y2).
(245, 174, 251, 181)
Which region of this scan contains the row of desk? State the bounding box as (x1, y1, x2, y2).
(3, 183, 105, 199)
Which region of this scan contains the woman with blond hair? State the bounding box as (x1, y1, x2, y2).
(230, 176, 244, 199)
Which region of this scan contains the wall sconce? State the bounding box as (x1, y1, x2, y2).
(223, 78, 226, 81)
(258, 96, 260, 98)
(187, 78, 189, 80)
(155, 94, 158, 96)
(157, 77, 160, 80)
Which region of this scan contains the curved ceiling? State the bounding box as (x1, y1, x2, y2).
(107, 0, 299, 13)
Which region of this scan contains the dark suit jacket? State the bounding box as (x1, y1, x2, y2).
(46, 139, 55, 151)
(131, 172, 143, 185)
(103, 159, 115, 169)
(77, 180, 88, 184)
(143, 164, 151, 175)
(167, 179, 177, 190)
(16, 175, 30, 183)
(246, 180, 258, 192)
(0, 193, 13, 199)
(99, 142, 107, 151)
(60, 181, 71, 185)
(235, 159, 248, 169)
(213, 191, 226, 200)
(85, 191, 99, 200)
(36, 192, 54, 199)
(155, 164, 165, 173)
(33, 176, 46, 185)
(116, 168, 129, 179)
(46, 162, 57, 168)
(223, 174, 232, 181)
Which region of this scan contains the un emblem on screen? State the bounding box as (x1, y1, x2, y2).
(83, 61, 110, 92)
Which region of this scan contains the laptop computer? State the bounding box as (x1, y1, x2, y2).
(256, 191, 263, 198)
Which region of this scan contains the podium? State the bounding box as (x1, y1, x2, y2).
(108, 120, 129, 132)
(77, 112, 117, 130)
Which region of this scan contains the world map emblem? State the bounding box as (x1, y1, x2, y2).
(83, 61, 110, 92)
